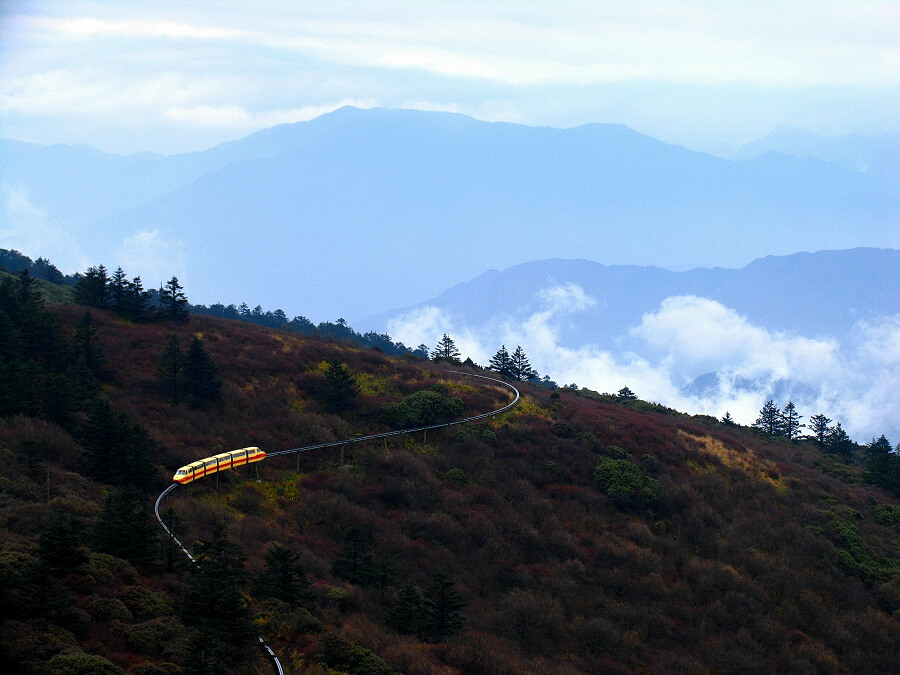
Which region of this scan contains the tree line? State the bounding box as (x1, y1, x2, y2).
(746, 398, 900, 496)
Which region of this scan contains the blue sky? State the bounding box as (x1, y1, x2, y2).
(2, 0, 898, 155)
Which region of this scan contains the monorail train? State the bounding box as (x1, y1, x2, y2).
(172, 446, 266, 484)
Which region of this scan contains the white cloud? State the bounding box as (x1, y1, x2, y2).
(163, 99, 377, 129)
(386, 287, 900, 442)
(0, 184, 88, 272)
(114, 230, 185, 289)
(2, 1, 898, 154)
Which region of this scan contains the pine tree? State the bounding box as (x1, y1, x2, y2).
(753, 400, 782, 435)
(721, 411, 736, 426)
(93, 487, 155, 567)
(38, 509, 87, 573)
(617, 386, 638, 401)
(75, 265, 109, 309)
(181, 523, 255, 671)
(489, 345, 514, 378)
(431, 333, 461, 363)
(319, 360, 360, 413)
(126, 276, 152, 322)
(388, 582, 425, 637)
(780, 401, 803, 440)
(510, 345, 537, 381)
(184, 336, 221, 407)
(826, 422, 854, 458)
(160, 276, 189, 322)
(808, 413, 833, 446)
(332, 525, 376, 585)
(71, 311, 104, 377)
(109, 266, 129, 314)
(422, 573, 465, 642)
(254, 543, 311, 608)
(157, 334, 184, 403)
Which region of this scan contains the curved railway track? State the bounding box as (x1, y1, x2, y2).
(155, 370, 519, 674)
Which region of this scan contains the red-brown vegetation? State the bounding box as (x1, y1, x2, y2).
(2, 304, 900, 673)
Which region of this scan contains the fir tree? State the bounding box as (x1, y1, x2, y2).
(780, 401, 803, 440)
(510, 345, 537, 381)
(489, 345, 514, 378)
(38, 510, 87, 574)
(388, 582, 425, 637)
(126, 276, 152, 322)
(617, 386, 638, 401)
(160, 276, 189, 322)
(319, 360, 360, 413)
(75, 265, 109, 309)
(422, 573, 465, 642)
(254, 543, 311, 608)
(721, 411, 736, 426)
(109, 266, 129, 314)
(71, 311, 104, 377)
(93, 487, 156, 567)
(181, 523, 255, 672)
(184, 336, 221, 407)
(332, 525, 376, 585)
(431, 333, 461, 363)
(157, 334, 184, 403)
(808, 413, 833, 446)
(753, 400, 782, 435)
(826, 422, 854, 458)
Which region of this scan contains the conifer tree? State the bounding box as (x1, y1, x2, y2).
(160, 276, 189, 322)
(510, 345, 537, 381)
(388, 582, 425, 637)
(72, 311, 104, 377)
(808, 413, 833, 446)
(184, 336, 221, 407)
(489, 345, 514, 378)
(780, 401, 803, 440)
(38, 510, 87, 574)
(157, 334, 184, 403)
(319, 360, 360, 413)
(126, 276, 152, 322)
(826, 422, 854, 458)
(431, 333, 461, 363)
(75, 265, 109, 309)
(617, 386, 638, 401)
(109, 266, 129, 314)
(721, 411, 736, 426)
(422, 573, 465, 643)
(753, 400, 782, 435)
(332, 525, 376, 585)
(254, 543, 311, 608)
(93, 487, 155, 567)
(181, 523, 254, 671)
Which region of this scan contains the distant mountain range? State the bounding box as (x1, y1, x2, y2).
(2, 107, 898, 321)
(368, 248, 900, 347)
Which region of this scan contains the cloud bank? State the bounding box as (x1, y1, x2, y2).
(387, 285, 900, 443)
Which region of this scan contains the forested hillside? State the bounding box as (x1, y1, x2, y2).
(2, 271, 900, 674)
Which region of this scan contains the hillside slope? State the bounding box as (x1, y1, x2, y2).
(1, 292, 899, 674)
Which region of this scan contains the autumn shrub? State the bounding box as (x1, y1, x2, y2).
(873, 503, 900, 528)
(496, 588, 567, 654)
(86, 595, 133, 623)
(46, 649, 125, 675)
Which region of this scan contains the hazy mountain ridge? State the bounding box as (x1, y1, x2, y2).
(3, 107, 897, 320)
(371, 248, 900, 345)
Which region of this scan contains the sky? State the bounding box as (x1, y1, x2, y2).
(2, 0, 899, 156)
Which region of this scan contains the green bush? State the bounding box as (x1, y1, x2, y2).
(593, 457, 659, 511)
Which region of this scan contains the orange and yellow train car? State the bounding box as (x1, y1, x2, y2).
(173, 446, 266, 484)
